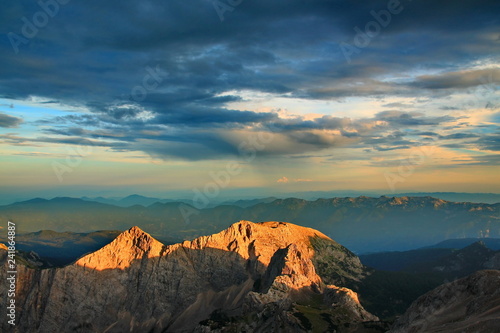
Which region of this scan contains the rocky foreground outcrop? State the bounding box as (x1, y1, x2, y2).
(390, 270, 500, 333)
(0, 221, 381, 332)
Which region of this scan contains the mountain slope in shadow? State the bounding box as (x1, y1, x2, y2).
(390, 270, 500, 333)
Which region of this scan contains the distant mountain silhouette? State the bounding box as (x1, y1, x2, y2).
(360, 241, 500, 278)
(421, 237, 500, 250)
(385, 192, 500, 204)
(220, 197, 280, 207)
(81, 194, 187, 207)
(1, 196, 498, 253)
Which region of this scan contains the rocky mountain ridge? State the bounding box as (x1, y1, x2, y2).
(1, 221, 381, 332)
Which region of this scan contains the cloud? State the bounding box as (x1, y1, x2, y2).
(0, 134, 30, 145)
(268, 116, 353, 131)
(1, 0, 498, 107)
(439, 133, 480, 140)
(474, 135, 500, 151)
(375, 111, 456, 126)
(414, 131, 439, 137)
(411, 68, 500, 90)
(0, 0, 499, 167)
(464, 154, 500, 166)
(0, 112, 22, 128)
(277, 176, 289, 183)
(0, 133, 125, 149)
(12, 105, 492, 160)
(11, 152, 79, 158)
(382, 102, 415, 109)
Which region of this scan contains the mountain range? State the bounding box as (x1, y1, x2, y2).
(82, 192, 500, 206)
(1, 196, 498, 253)
(81, 194, 281, 209)
(1, 191, 498, 207)
(360, 241, 500, 276)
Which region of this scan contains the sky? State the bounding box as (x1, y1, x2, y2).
(0, 0, 499, 202)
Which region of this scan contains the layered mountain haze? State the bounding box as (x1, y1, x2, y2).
(360, 240, 500, 274)
(1, 196, 498, 253)
(0, 221, 385, 332)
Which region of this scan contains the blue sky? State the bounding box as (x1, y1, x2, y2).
(0, 0, 499, 201)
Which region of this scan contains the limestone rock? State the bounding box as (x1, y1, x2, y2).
(0, 221, 377, 332)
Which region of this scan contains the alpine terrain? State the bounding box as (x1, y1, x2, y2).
(1, 221, 384, 332)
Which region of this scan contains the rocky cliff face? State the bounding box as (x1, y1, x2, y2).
(0, 221, 379, 332)
(390, 270, 500, 333)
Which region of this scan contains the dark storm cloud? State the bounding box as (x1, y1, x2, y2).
(1, 0, 499, 160)
(153, 107, 278, 126)
(0, 112, 22, 128)
(1, 0, 498, 102)
(411, 68, 500, 90)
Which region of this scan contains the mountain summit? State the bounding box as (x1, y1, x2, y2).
(1, 221, 378, 332)
(76, 226, 165, 270)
